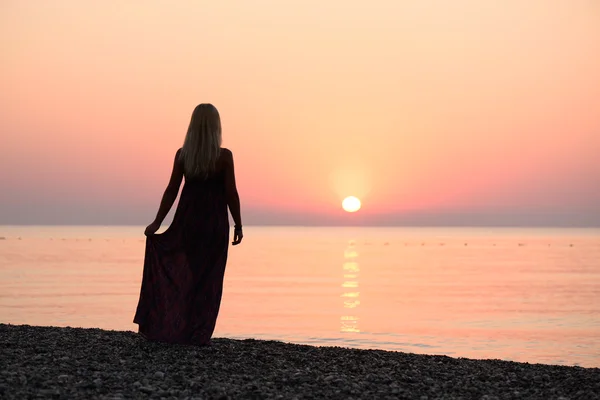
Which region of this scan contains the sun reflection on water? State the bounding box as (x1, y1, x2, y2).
(341, 240, 360, 333)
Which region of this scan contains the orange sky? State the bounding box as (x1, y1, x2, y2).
(1, 1, 599, 226)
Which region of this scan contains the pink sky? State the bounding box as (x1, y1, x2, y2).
(1, 1, 599, 226)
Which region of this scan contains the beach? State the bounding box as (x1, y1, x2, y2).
(1, 324, 598, 399)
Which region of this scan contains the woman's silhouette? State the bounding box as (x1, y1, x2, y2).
(133, 103, 243, 345)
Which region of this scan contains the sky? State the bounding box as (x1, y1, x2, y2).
(1, 0, 599, 226)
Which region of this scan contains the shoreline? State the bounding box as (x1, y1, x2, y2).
(1, 324, 598, 399)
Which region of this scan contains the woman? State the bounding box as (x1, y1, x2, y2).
(133, 103, 243, 345)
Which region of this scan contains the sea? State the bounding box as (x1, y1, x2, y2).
(0, 226, 598, 368)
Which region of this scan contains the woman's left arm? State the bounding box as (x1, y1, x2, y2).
(145, 149, 184, 235)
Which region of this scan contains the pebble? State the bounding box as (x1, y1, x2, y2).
(139, 385, 154, 394)
(1, 323, 599, 399)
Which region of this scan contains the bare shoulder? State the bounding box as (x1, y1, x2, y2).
(221, 147, 233, 157)
(175, 148, 183, 163)
(220, 147, 233, 162)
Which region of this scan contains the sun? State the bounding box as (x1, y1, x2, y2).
(342, 196, 361, 213)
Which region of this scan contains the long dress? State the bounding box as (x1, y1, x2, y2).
(133, 169, 230, 345)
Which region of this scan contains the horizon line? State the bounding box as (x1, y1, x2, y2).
(1, 223, 599, 229)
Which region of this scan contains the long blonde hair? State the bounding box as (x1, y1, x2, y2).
(180, 103, 222, 178)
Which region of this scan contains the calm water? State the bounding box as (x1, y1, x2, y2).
(1, 226, 599, 367)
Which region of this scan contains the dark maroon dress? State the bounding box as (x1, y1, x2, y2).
(133, 169, 229, 345)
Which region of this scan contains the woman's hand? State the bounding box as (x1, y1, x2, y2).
(232, 226, 243, 245)
(144, 221, 161, 236)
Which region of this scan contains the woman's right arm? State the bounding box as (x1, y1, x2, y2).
(224, 149, 243, 240)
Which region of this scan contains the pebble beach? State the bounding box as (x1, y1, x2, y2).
(1, 324, 598, 399)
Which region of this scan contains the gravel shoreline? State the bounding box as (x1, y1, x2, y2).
(1, 324, 598, 399)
